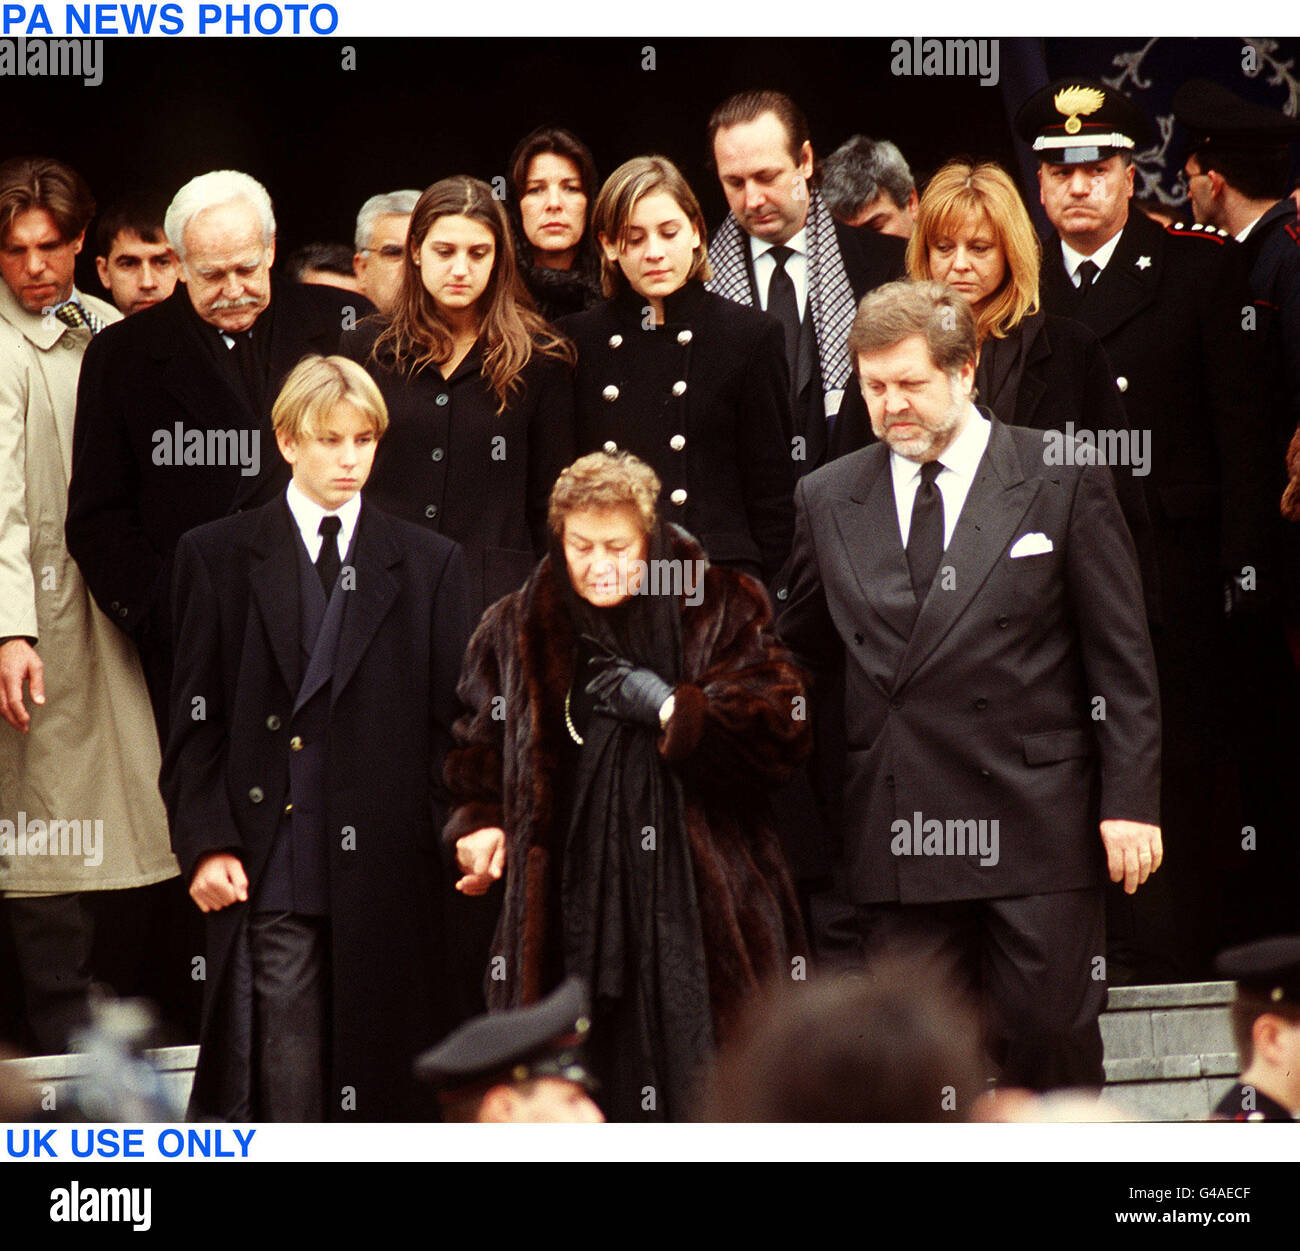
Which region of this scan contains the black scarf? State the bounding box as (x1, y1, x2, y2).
(550, 522, 713, 1121)
(518, 256, 603, 323)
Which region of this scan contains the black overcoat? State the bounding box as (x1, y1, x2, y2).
(160, 495, 469, 1121)
(562, 281, 795, 582)
(66, 280, 364, 732)
(1038, 211, 1276, 738)
(339, 320, 576, 626)
(1240, 197, 1300, 446)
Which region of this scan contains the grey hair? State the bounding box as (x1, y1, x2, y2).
(165, 170, 275, 264)
(821, 136, 915, 221)
(355, 190, 421, 251)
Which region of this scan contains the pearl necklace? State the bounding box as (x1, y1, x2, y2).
(564, 685, 584, 746)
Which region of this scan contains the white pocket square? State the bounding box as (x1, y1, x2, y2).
(1009, 532, 1053, 559)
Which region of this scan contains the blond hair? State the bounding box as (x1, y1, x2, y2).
(592, 156, 712, 298)
(272, 354, 389, 442)
(548, 451, 661, 537)
(906, 160, 1041, 342)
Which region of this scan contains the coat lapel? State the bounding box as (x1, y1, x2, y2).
(158, 295, 257, 429)
(893, 418, 1040, 691)
(1013, 314, 1051, 427)
(330, 504, 401, 707)
(248, 497, 301, 694)
(1070, 214, 1163, 342)
(830, 451, 915, 655)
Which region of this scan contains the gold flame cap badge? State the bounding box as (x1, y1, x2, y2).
(1053, 85, 1106, 135)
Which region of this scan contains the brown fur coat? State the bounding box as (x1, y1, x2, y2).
(444, 528, 809, 1045)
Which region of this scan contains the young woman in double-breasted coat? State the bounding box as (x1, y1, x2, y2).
(561, 156, 795, 584)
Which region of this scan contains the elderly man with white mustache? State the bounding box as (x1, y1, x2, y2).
(66, 170, 366, 742)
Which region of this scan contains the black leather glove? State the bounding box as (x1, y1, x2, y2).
(585, 656, 673, 728)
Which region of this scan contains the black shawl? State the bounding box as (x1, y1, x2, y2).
(550, 521, 714, 1120)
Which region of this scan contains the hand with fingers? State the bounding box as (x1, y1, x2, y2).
(1099, 818, 1163, 895)
(455, 827, 506, 895)
(189, 852, 249, 913)
(0, 638, 45, 732)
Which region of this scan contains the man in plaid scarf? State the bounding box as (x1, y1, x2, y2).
(706, 89, 905, 478)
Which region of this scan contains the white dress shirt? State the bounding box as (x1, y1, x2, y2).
(750, 226, 809, 320)
(889, 405, 991, 550)
(1236, 215, 1264, 243)
(285, 479, 360, 563)
(1060, 229, 1124, 287)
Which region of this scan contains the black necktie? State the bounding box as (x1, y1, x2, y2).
(1075, 259, 1100, 299)
(765, 244, 801, 384)
(906, 460, 945, 606)
(228, 329, 261, 410)
(316, 516, 342, 596)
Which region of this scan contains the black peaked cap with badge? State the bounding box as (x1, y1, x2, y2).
(414, 976, 597, 1097)
(1016, 78, 1154, 164)
(1173, 78, 1300, 157)
(1214, 935, 1300, 1005)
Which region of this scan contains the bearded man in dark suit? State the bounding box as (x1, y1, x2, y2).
(777, 280, 1162, 1090)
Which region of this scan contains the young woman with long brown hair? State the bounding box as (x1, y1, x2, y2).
(341, 175, 576, 625)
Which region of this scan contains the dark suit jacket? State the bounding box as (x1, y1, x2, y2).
(834, 221, 908, 306)
(776, 415, 1161, 905)
(161, 495, 469, 1121)
(736, 223, 905, 474)
(66, 280, 364, 730)
(830, 312, 1161, 620)
(1240, 197, 1300, 444)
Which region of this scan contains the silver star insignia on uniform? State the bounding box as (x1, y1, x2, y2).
(1136, 256, 1151, 269)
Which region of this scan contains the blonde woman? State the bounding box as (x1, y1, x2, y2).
(832, 160, 1154, 606)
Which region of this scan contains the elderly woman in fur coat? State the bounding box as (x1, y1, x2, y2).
(445, 451, 809, 1121)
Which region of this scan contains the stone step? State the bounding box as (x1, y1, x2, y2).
(0, 982, 1243, 1121)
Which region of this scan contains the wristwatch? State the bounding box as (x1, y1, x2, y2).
(658, 693, 676, 731)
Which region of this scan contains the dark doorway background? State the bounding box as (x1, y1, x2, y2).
(1, 37, 1018, 296)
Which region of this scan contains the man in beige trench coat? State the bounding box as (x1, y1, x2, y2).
(0, 157, 176, 1055)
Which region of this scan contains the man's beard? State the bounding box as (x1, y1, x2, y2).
(878, 376, 969, 462)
